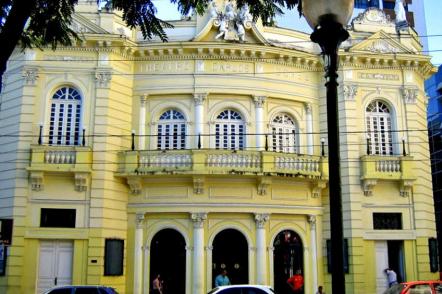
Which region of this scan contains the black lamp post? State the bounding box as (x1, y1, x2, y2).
(302, 1, 354, 293)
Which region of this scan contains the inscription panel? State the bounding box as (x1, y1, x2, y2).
(358, 72, 400, 81)
(138, 61, 194, 74)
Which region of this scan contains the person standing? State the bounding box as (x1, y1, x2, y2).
(316, 285, 325, 294)
(215, 269, 231, 287)
(287, 270, 304, 293)
(152, 274, 163, 294)
(384, 268, 398, 287)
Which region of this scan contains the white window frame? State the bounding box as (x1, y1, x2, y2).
(157, 109, 187, 150)
(270, 113, 298, 153)
(48, 87, 82, 146)
(366, 100, 394, 156)
(214, 109, 246, 150)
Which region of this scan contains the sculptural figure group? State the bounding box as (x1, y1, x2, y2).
(211, 0, 251, 42)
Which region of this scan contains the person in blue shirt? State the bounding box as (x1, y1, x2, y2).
(215, 269, 231, 287)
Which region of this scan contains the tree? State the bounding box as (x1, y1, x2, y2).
(0, 0, 301, 88)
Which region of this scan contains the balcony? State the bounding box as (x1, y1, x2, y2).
(117, 149, 328, 195)
(360, 155, 416, 196)
(27, 145, 93, 191)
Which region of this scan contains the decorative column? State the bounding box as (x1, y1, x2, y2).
(191, 213, 207, 294)
(194, 94, 207, 148)
(143, 245, 150, 294)
(308, 215, 318, 294)
(305, 103, 313, 155)
(255, 213, 269, 284)
(134, 213, 145, 294)
(254, 96, 266, 150)
(139, 94, 147, 150)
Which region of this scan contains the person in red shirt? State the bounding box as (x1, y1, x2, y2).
(287, 270, 304, 293)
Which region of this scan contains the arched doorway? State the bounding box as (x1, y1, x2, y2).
(273, 230, 304, 294)
(150, 229, 186, 294)
(212, 229, 248, 287)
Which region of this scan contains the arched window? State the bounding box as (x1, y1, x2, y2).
(366, 100, 393, 155)
(271, 113, 298, 153)
(157, 109, 186, 150)
(48, 86, 82, 145)
(215, 109, 245, 150)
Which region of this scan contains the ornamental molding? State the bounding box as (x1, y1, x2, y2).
(352, 8, 394, 26)
(22, 68, 39, 85)
(342, 84, 358, 101)
(363, 40, 399, 54)
(191, 212, 207, 228)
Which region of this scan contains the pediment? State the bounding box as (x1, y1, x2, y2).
(349, 31, 413, 54)
(71, 14, 109, 34)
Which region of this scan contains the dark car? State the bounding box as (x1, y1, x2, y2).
(384, 281, 442, 294)
(43, 285, 119, 294)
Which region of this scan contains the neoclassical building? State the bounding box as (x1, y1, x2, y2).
(0, 1, 437, 294)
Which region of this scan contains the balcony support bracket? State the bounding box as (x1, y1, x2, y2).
(257, 176, 272, 196)
(74, 172, 89, 192)
(193, 176, 205, 194)
(362, 179, 377, 196)
(312, 180, 327, 198)
(400, 179, 414, 197)
(127, 176, 142, 195)
(30, 171, 44, 191)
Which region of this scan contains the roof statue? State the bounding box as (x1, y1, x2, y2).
(212, 0, 253, 42)
(394, 0, 408, 30)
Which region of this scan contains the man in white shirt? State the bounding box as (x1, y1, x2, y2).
(384, 268, 398, 287)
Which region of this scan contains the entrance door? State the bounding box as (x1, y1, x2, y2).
(375, 241, 389, 294)
(212, 229, 248, 286)
(37, 240, 73, 294)
(150, 229, 186, 294)
(273, 230, 304, 294)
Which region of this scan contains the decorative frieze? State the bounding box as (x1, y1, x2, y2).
(191, 213, 207, 228)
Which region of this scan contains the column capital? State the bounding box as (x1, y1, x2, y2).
(253, 96, 266, 108)
(140, 94, 148, 105)
(193, 93, 208, 105)
(255, 213, 270, 228)
(191, 212, 207, 228)
(95, 70, 112, 88)
(308, 215, 316, 228)
(136, 213, 145, 228)
(304, 102, 312, 114)
(342, 84, 358, 101)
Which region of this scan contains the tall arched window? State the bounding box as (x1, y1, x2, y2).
(48, 86, 82, 145)
(157, 109, 186, 150)
(366, 100, 393, 155)
(215, 109, 245, 150)
(271, 113, 298, 153)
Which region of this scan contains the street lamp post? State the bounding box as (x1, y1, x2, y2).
(302, 1, 354, 293)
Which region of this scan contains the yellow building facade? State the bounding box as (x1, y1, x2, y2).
(0, 1, 437, 294)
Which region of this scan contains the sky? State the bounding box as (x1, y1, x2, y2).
(153, 0, 442, 67)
